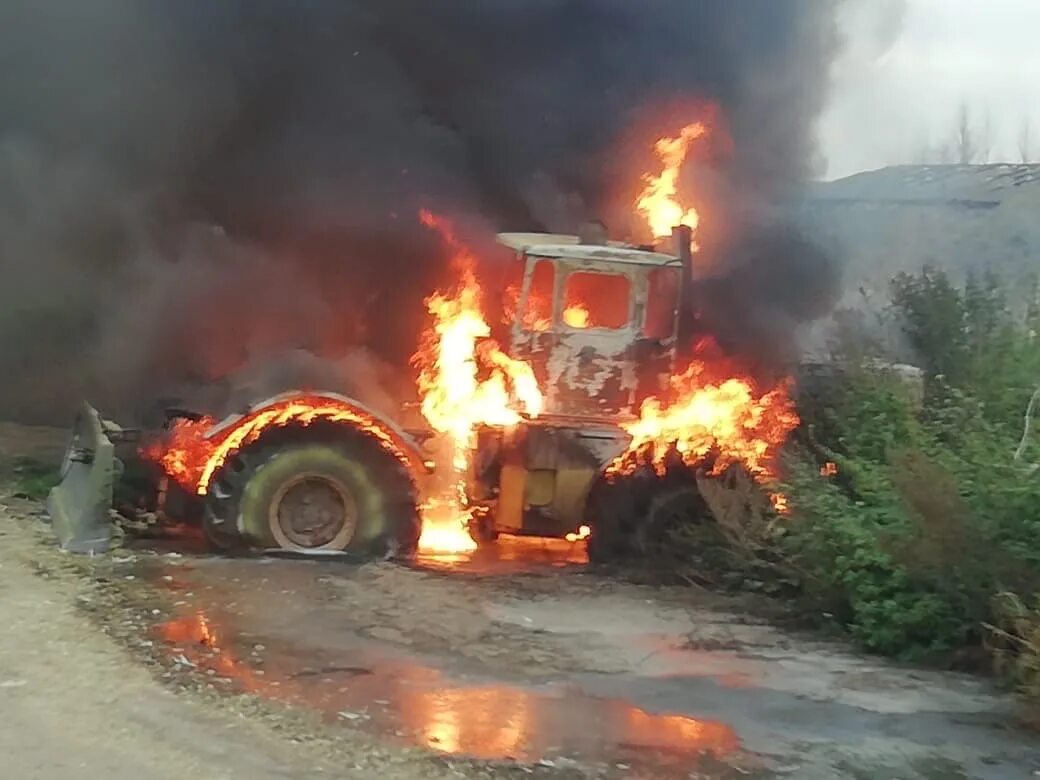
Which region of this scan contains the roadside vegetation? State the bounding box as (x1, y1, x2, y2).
(777, 268, 1040, 714)
(7, 456, 61, 500)
(657, 267, 1040, 718)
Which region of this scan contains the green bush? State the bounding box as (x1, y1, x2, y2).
(7, 456, 61, 500)
(781, 269, 1040, 670)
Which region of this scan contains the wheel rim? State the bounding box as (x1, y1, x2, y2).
(268, 473, 358, 550)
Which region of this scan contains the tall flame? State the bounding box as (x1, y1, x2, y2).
(415, 210, 543, 553)
(636, 122, 706, 245)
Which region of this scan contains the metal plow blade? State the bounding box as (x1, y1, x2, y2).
(47, 402, 115, 554)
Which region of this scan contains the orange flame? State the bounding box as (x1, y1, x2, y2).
(504, 283, 551, 331)
(415, 211, 544, 554)
(143, 395, 418, 498)
(564, 525, 591, 544)
(611, 356, 799, 511)
(141, 416, 216, 493)
(820, 461, 838, 477)
(563, 303, 590, 329)
(636, 122, 706, 246)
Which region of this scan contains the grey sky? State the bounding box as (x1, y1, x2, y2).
(820, 0, 1040, 179)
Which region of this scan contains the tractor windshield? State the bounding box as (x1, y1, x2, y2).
(562, 271, 630, 330)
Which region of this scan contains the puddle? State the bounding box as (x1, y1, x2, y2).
(157, 610, 738, 774)
(416, 534, 588, 574)
(127, 529, 588, 573)
(127, 547, 1040, 780)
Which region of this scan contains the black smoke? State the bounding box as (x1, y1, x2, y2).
(0, 1, 842, 423)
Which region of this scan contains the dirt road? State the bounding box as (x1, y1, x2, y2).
(0, 507, 572, 780)
(0, 516, 325, 779)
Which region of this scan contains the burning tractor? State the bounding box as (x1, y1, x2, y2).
(48, 123, 799, 560)
(48, 223, 796, 562)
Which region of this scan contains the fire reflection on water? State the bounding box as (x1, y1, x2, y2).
(157, 611, 738, 766)
(414, 686, 530, 757)
(416, 533, 589, 573)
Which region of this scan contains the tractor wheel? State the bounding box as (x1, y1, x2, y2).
(467, 508, 500, 546)
(204, 431, 420, 559)
(635, 484, 716, 555)
(585, 473, 644, 562)
(201, 508, 239, 553)
(585, 467, 714, 563)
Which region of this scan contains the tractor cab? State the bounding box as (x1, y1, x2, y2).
(498, 228, 688, 421)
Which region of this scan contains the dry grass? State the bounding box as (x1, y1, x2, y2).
(987, 592, 1040, 728)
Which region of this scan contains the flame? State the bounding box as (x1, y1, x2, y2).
(636, 122, 706, 246)
(563, 303, 590, 329)
(504, 282, 552, 331)
(143, 395, 418, 498)
(564, 525, 591, 544)
(820, 461, 838, 477)
(415, 210, 544, 554)
(141, 416, 216, 493)
(611, 356, 799, 509)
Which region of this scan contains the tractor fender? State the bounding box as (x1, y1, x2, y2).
(201, 390, 433, 482)
(198, 391, 428, 556)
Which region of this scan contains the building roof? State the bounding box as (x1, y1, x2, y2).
(496, 232, 680, 267)
(808, 163, 1040, 207)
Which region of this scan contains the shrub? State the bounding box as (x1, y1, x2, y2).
(7, 456, 61, 500)
(780, 269, 1040, 671)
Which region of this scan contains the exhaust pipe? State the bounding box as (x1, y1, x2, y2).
(672, 224, 694, 350)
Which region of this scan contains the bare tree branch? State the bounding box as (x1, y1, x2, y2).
(951, 103, 992, 164)
(1018, 116, 1034, 163)
(978, 111, 993, 163)
(954, 103, 976, 164)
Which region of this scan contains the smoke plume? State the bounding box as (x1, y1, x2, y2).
(0, 1, 841, 423)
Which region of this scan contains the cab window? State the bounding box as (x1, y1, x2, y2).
(519, 259, 554, 331)
(644, 267, 680, 339)
(562, 271, 630, 330)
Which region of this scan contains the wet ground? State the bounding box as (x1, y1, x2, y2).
(1, 412, 1036, 778)
(118, 534, 1040, 779)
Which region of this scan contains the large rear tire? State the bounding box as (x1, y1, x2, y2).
(204, 430, 420, 559)
(585, 466, 715, 564)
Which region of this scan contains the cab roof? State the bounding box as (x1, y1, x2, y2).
(497, 232, 681, 268)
